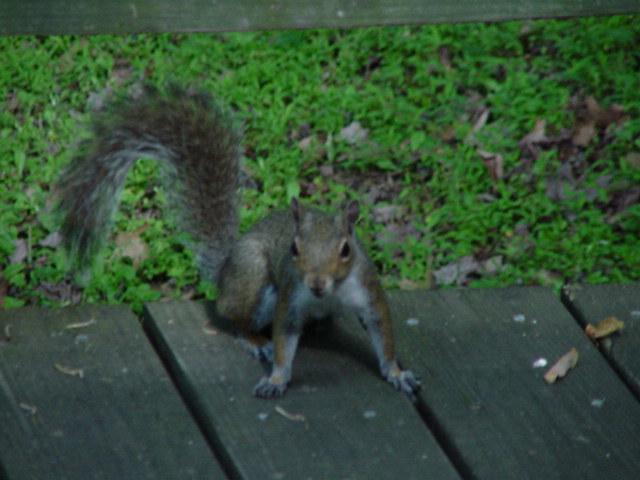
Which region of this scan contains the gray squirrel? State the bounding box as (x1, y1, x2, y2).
(54, 85, 419, 399)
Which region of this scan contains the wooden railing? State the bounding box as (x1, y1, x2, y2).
(1, 0, 639, 36)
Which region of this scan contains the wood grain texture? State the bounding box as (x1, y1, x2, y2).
(391, 287, 640, 480)
(562, 283, 640, 399)
(143, 300, 461, 480)
(2, 0, 639, 35)
(0, 305, 224, 480)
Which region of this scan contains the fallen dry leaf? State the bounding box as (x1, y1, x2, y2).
(622, 152, 640, 170)
(465, 107, 490, 145)
(36, 280, 83, 304)
(519, 119, 549, 148)
(4, 324, 12, 342)
(202, 322, 218, 335)
(339, 121, 368, 145)
(434, 255, 480, 286)
(439, 125, 457, 143)
(438, 45, 453, 70)
(10, 239, 28, 264)
(471, 107, 490, 134)
(478, 150, 504, 181)
(372, 204, 405, 224)
(572, 122, 597, 147)
(585, 316, 624, 339)
(318, 164, 334, 177)
(0, 276, 8, 309)
(275, 405, 306, 422)
(115, 227, 149, 267)
(298, 136, 313, 151)
(54, 363, 85, 379)
(518, 119, 553, 163)
(607, 185, 640, 216)
(544, 348, 579, 384)
(39, 232, 63, 248)
(5, 91, 20, 113)
(584, 96, 625, 129)
(398, 278, 432, 290)
(481, 255, 504, 275)
(19, 402, 38, 415)
(111, 57, 133, 83)
(64, 318, 96, 330)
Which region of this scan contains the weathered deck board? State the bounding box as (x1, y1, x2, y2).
(562, 283, 640, 399)
(143, 301, 461, 480)
(0, 305, 224, 480)
(2, 0, 639, 35)
(391, 287, 640, 480)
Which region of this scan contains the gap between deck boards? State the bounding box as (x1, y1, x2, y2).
(137, 285, 639, 480)
(141, 308, 244, 480)
(142, 300, 462, 479)
(560, 284, 640, 403)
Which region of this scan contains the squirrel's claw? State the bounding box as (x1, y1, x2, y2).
(253, 376, 288, 398)
(386, 369, 421, 402)
(257, 343, 275, 363)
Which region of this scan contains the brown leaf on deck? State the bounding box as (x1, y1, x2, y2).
(54, 363, 85, 379)
(64, 318, 96, 330)
(19, 402, 38, 415)
(275, 405, 306, 422)
(202, 322, 218, 335)
(585, 316, 624, 340)
(544, 348, 579, 384)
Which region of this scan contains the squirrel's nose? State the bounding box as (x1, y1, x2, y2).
(305, 274, 331, 298)
(310, 286, 325, 298)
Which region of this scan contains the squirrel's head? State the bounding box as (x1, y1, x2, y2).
(290, 198, 360, 298)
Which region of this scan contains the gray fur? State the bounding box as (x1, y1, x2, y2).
(53, 86, 241, 280)
(251, 284, 278, 331)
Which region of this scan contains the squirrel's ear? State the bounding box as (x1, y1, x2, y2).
(291, 197, 304, 225)
(344, 200, 360, 235)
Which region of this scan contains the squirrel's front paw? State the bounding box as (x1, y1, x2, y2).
(253, 375, 288, 398)
(385, 367, 421, 401)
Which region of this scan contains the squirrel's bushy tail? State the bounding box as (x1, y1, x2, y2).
(53, 85, 241, 281)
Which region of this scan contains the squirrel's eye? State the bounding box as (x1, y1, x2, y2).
(339, 241, 351, 259)
(290, 241, 299, 257)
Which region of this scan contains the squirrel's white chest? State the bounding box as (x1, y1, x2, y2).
(288, 269, 369, 322)
(335, 269, 369, 309)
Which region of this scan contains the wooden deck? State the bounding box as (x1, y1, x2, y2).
(1, 285, 639, 479)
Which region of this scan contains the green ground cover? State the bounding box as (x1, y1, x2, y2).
(1, 16, 639, 311)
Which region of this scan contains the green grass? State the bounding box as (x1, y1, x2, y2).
(1, 16, 639, 311)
